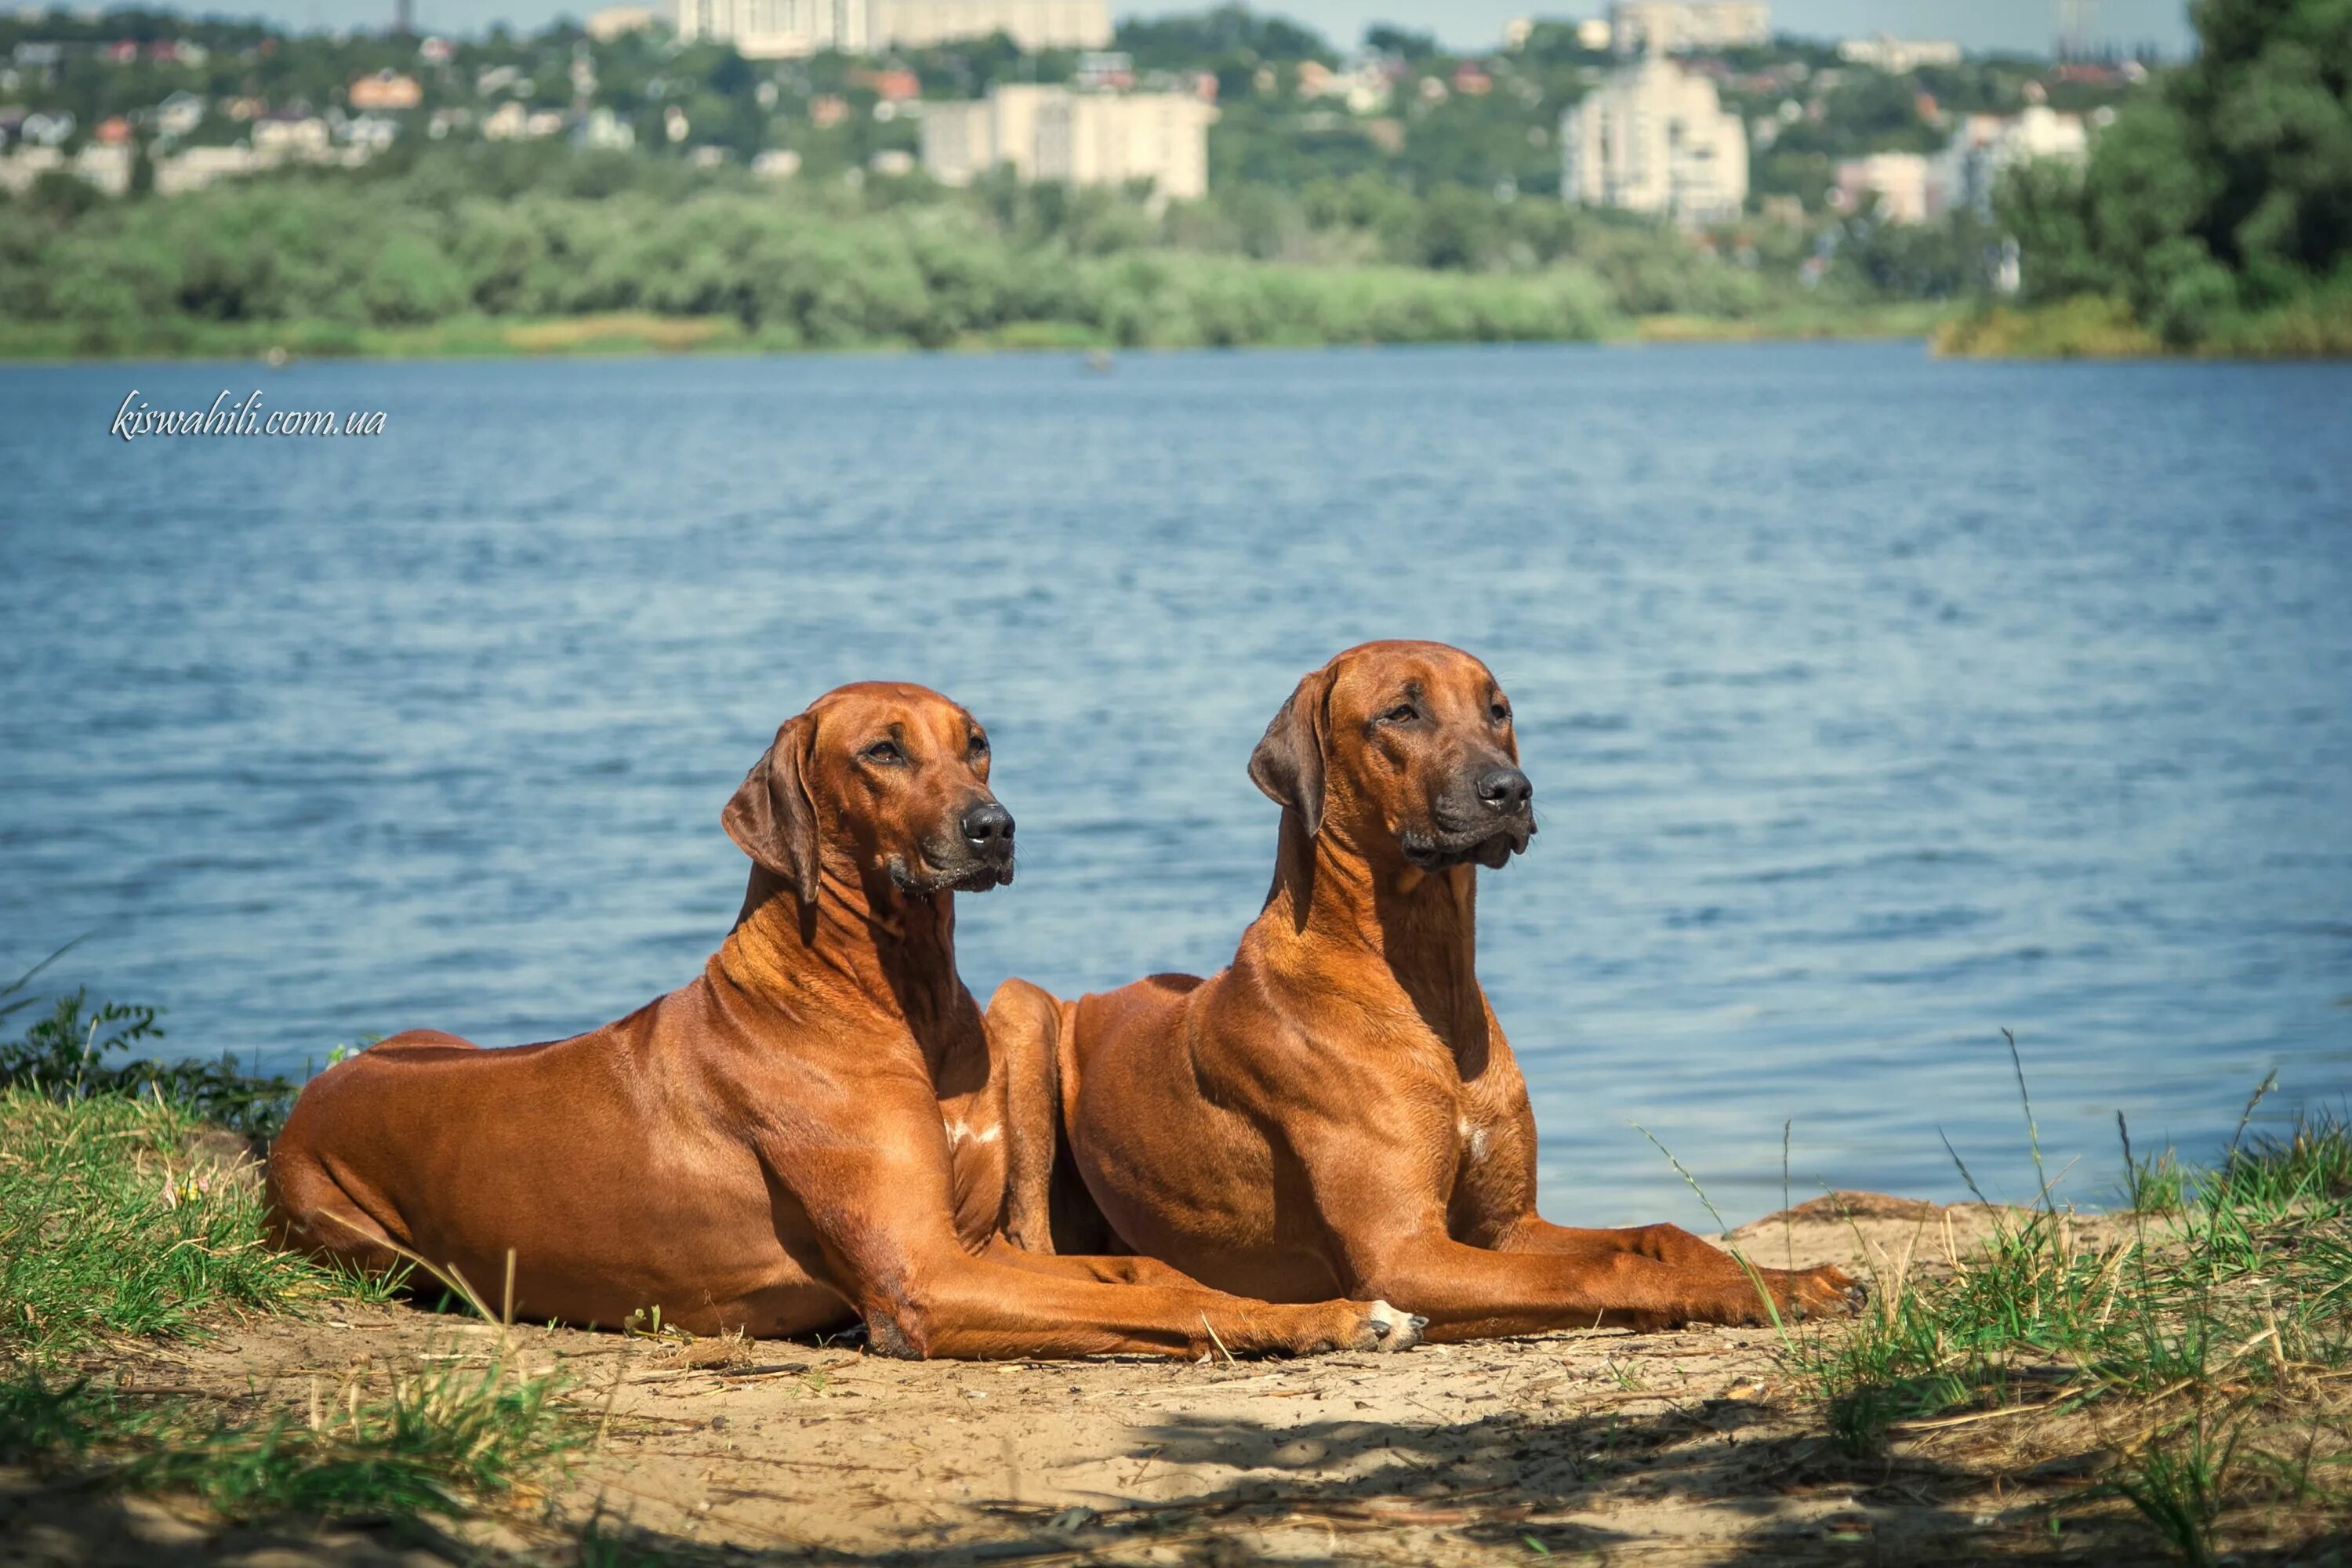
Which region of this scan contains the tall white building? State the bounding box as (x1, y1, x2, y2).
(922, 82, 1214, 200)
(675, 0, 869, 58)
(1561, 54, 1749, 227)
(1609, 2, 1771, 56)
(877, 1, 1110, 51)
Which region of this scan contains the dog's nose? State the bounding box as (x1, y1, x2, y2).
(1475, 767, 1532, 814)
(961, 801, 1014, 852)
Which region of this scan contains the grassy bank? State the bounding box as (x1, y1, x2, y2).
(0, 1087, 584, 1537)
(0, 301, 1953, 364)
(1934, 285, 2352, 361)
(1781, 1077, 2352, 1563)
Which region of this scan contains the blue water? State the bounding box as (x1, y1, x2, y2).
(3, 343, 2348, 1227)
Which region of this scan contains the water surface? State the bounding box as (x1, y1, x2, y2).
(4, 343, 2347, 1225)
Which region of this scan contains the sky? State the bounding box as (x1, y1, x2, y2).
(147, 0, 2201, 58)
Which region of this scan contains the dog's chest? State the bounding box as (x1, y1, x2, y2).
(941, 1103, 1007, 1243)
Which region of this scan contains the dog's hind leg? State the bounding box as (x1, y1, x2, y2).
(261, 1146, 413, 1279)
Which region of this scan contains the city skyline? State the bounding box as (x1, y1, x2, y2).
(103, 0, 2200, 57)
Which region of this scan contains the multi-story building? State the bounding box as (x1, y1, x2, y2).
(677, 0, 1107, 55)
(876, 1, 1110, 51)
(922, 82, 1214, 200)
(1561, 53, 1748, 226)
(1834, 151, 1937, 223)
(1938, 104, 2089, 216)
(1836, 34, 1964, 73)
(673, 0, 869, 59)
(1609, 2, 1771, 56)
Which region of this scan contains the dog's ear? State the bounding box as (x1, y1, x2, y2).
(1249, 666, 1333, 837)
(723, 714, 820, 897)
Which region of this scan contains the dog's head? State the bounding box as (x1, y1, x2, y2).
(723, 682, 1013, 901)
(1250, 641, 1534, 873)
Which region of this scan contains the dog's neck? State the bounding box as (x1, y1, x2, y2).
(1260, 808, 1487, 1056)
(716, 863, 965, 1047)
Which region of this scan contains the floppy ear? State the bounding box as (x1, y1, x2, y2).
(722, 714, 820, 897)
(1248, 666, 1333, 837)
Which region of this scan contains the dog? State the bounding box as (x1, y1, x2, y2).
(266, 681, 1422, 1359)
(989, 642, 1861, 1338)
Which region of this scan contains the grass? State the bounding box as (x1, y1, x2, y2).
(0, 1358, 580, 1523)
(0, 1080, 584, 1538)
(1782, 1063, 2352, 1563)
(1935, 286, 2352, 360)
(0, 1088, 368, 1359)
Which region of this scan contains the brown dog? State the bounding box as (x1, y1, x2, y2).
(265, 682, 1422, 1359)
(990, 642, 1861, 1339)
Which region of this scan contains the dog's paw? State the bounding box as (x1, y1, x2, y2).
(1364, 1300, 1428, 1352)
(1758, 1263, 1867, 1323)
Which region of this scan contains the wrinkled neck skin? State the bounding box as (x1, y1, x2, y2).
(715, 850, 967, 1062)
(1255, 804, 1489, 1064)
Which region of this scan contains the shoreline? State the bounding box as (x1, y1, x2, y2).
(0, 306, 1954, 366)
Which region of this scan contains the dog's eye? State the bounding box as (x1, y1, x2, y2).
(1382, 704, 1417, 724)
(862, 740, 905, 766)
(1490, 702, 1511, 724)
(967, 734, 989, 758)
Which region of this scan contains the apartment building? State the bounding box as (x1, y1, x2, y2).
(1561, 53, 1749, 226)
(922, 81, 1214, 200)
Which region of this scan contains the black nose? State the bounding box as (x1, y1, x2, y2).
(961, 801, 1014, 851)
(1475, 767, 1532, 814)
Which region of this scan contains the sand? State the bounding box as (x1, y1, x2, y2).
(2, 1196, 2174, 1566)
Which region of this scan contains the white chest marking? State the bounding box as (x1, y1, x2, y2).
(1458, 1116, 1490, 1163)
(944, 1119, 1003, 1149)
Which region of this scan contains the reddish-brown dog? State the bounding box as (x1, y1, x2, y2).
(990, 642, 1862, 1339)
(266, 682, 1421, 1359)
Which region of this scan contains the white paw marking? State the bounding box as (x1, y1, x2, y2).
(1367, 1300, 1425, 1352)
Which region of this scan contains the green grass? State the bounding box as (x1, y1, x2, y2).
(0, 1080, 583, 1536)
(0, 1359, 580, 1524)
(0, 1088, 371, 1359)
(1935, 285, 2352, 361)
(1785, 1082, 2352, 1562)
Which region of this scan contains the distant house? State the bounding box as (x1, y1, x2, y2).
(20, 110, 75, 147)
(575, 106, 635, 151)
(1834, 151, 1936, 223)
(153, 90, 205, 138)
(1609, 1, 1771, 56)
(482, 100, 532, 140)
(873, 1, 1110, 53)
(349, 71, 423, 111)
(154, 143, 268, 195)
(853, 67, 921, 101)
(1837, 34, 1963, 73)
(252, 112, 331, 155)
(1938, 105, 2088, 216)
(1562, 53, 1748, 227)
(585, 5, 661, 41)
(341, 114, 401, 150)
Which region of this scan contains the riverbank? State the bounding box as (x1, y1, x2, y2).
(0, 302, 1951, 364)
(1934, 291, 2352, 361)
(4, 1080, 2344, 1565)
